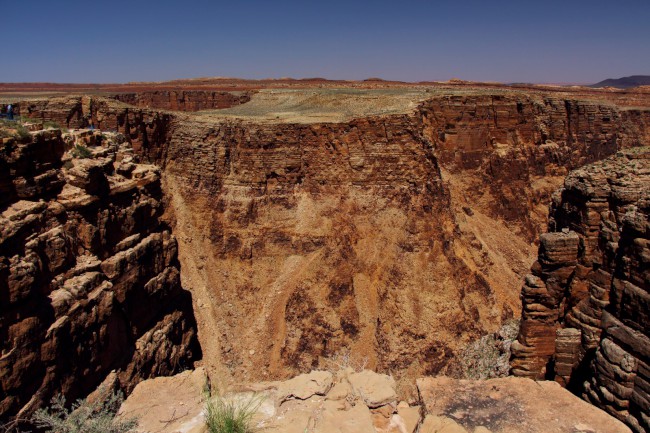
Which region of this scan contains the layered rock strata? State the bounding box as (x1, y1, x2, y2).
(419, 96, 650, 240)
(16, 94, 650, 388)
(111, 90, 252, 112)
(0, 128, 200, 423)
(511, 147, 650, 432)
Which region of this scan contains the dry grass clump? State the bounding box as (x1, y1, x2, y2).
(205, 392, 263, 433)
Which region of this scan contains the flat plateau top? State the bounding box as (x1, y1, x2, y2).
(190, 86, 650, 124)
(194, 88, 439, 123)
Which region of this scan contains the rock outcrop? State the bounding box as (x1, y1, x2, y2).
(418, 96, 649, 241)
(0, 127, 200, 423)
(511, 147, 650, 432)
(119, 369, 631, 433)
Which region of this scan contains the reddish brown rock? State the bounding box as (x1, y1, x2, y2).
(0, 128, 200, 425)
(512, 147, 650, 432)
(111, 90, 253, 111)
(16, 93, 649, 394)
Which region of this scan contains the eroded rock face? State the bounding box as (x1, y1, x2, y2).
(511, 147, 650, 432)
(418, 95, 649, 241)
(16, 93, 650, 392)
(0, 128, 200, 423)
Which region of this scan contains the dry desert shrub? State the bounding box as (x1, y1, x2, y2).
(31, 391, 137, 433)
(455, 319, 520, 380)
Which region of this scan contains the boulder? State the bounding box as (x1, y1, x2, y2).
(348, 370, 397, 408)
(276, 370, 334, 403)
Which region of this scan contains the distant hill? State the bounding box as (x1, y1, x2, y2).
(591, 75, 650, 89)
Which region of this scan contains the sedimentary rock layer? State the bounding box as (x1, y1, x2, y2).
(0, 129, 200, 423)
(111, 90, 252, 111)
(511, 147, 650, 432)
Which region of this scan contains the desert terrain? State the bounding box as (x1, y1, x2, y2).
(1, 78, 649, 432)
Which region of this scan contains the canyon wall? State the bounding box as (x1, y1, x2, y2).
(16, 94, 650, 391)
(111, 90, 253, 112)
(511, 148, 650, 432)
(0, 128, 200, 423)
(417, 96, 649, 241)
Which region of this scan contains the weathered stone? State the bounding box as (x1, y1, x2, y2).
(417, 376, 631, 433)
(66, 157, 111, 195)
(348, 370, 397, 408)
(538, 232, 580, 266)
(118, 368, 208, 433)
(276, 370, 333, 403)
(420, 415, 469, 433)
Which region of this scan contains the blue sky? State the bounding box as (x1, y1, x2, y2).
(1, 0, 648, 84)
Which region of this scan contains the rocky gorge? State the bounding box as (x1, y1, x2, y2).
(0, 126, 200, 426)
(1, 83, 649, 432)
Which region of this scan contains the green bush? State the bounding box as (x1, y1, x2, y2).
(16, 126, 31, 141)
(0, 120, 30, 142)
(205, 392, 263, 433)
(71, 144, 93, 159)
(31, 391, 137, 433)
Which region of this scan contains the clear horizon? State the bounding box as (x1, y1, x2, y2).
(2, 0, 649, 84)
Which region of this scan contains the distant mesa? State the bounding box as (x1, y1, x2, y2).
(591, 75, 650, 89)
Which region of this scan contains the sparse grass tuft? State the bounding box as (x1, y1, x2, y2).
(31, 391, 137, 433)
(205, 391, 263, 433)
(0, 121, 31, 142)
(43, 120, 68, 132)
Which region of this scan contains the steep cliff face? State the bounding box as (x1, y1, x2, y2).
(0, 127, 200, 423)
(418, 95, 649, 241)
(111, 90, 253, 111)
(15, 93, 650, 391)
(161, 114, 502, 387)
(511, 148, 650, 432)
(154, 95, 648, 386)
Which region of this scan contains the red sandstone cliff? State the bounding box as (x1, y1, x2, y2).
(0, 127, 200, 424)
(511, 147, 650, 432)
(111, 90, 253, 111)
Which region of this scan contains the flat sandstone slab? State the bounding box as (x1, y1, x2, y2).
(416, 376, 631, 433)
(119, 368, 209, 433)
